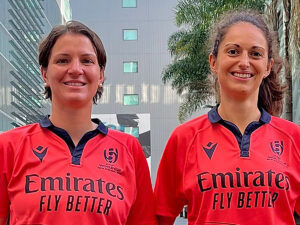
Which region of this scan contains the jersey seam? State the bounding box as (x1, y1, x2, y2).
(106, 130, 137, 203)
(3, 124, 43, 188)
(106, 130, 136, 164)
(182, 121, 213, 201)
(268, 120, 300, 160)
(12, 125, 44, 166)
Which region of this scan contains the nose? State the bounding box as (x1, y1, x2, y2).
(238, 51, 250, 69)
(68, 59, 83, 75)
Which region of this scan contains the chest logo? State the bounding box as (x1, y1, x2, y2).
(202, 142, 218, 159)
(104, 148, 119, 163)
(32, 145, 48, 162)
(270, 140, 284, 156)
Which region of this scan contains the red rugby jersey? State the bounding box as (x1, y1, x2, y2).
(0, 120, 157, 225)
(155, 108, 300, 225)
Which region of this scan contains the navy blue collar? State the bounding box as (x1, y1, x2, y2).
(208, 105, 271, 124)
(207, 105, 271, 158)
(39, 116, 108, 135)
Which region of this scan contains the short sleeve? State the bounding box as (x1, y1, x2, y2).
(0, 134, 10, 218)
(291, 124, 300, 215)
(295, 198, 300, 215)
(0, 174, 9, 218)
(125, 138, 158, 225)
(154, 129, 187, 219)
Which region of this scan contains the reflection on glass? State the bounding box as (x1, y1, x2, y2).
(124, 127, 139, 138)
(124, 94, 139, 105)
(123, 61, 138, 73)
(122, 0, 137, 8)
(123, 29, 137, 40)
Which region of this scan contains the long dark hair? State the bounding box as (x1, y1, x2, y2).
(210, 10, 286, 116)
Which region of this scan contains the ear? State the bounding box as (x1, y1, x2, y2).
(264, 58, 274, 78)
(99, 67, 105, 85)
(209, 53, 217, 75)
(41, 66, 49, 86)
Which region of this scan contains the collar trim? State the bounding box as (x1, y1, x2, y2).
(40, 116, 108, 135)
(208, 105, 271, 124)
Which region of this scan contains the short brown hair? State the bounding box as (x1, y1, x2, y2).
(39, 20, 106, 103)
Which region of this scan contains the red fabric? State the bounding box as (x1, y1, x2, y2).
(155, 114, 300, 225)
(0, 124, 157, 225)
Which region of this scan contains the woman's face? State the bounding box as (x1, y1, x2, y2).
(41, 33, 104, 109)
(209, 22, 273, 101)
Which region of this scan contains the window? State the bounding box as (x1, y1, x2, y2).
(124, 127, 139, 138)
(123, 61, 138, 73)
(124, 94, 139, 105)
(123, 29, 137, 41)
(122, 0, 136, 8)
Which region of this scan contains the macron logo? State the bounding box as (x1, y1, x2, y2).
(202, 142, 217, 160)
(32, 145, 48, 162)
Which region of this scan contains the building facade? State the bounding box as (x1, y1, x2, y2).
(0, 0, 71, 132)
(69, 0, 208, 183)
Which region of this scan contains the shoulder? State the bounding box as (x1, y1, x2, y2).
(105, 129, 142, 153)
(268, 116, 300, 145)
(0, 123, 42, 163)
(0, 123, 41, 143)
(269, 116, 300, 134)
(268, 116, 300, 161)
(171, 113, 211, 138)
(106, 128, 139, 144)
(105, 129, 147, 165)
(163, 114, 212, 156)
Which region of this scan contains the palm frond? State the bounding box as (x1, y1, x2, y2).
(164, 0, 266, 122)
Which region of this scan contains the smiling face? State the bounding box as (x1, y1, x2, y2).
(41, 33, 104, 109)
(209, 22, 273, 102)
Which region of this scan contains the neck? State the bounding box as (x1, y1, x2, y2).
(218, 96, 260, 134)
(49, 102, 96, 146)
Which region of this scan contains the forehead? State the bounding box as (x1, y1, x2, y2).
(52, 33, 96, 53)
(221, 22, 268, 49)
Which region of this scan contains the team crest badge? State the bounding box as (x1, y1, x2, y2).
(104, 148, 119, 163)
(270, 140, 284, 156)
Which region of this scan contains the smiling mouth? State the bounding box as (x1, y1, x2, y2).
(64, 82, 86, 86)
(231, 72, 253, 78)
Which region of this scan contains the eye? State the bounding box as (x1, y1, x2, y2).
(82, 58, 94, 64)
(250, 51, 263, 58)
(56, 58, 69, 64)
(227, 49, 239, 55)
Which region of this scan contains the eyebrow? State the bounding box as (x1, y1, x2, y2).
(251, 46, 266, 51)
(224, 43, 266, 50)
(53, 53, 97, 58)
(81, 53, 97, 57)
(224, 43, 240, 47)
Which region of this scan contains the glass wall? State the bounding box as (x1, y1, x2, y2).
(122, 0, 137, 8)
(123, 94, 139, 105)
(123, 61, 138, 73)
(123, 29, 138, 41)
(0, 0, 70, 131)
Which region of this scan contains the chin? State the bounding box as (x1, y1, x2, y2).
(61, 98, 93, 108)
(52, 93, 94, 108)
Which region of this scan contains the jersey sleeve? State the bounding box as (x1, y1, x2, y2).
(125, 138, 158, 225)
(154, 128, 187, 219)
(0, 174, 9, 218)
(0, 133, 12, 218)
(292, 126, 300, 215)
(295, 198, 300, 215)
(286, 121, 300, 215)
